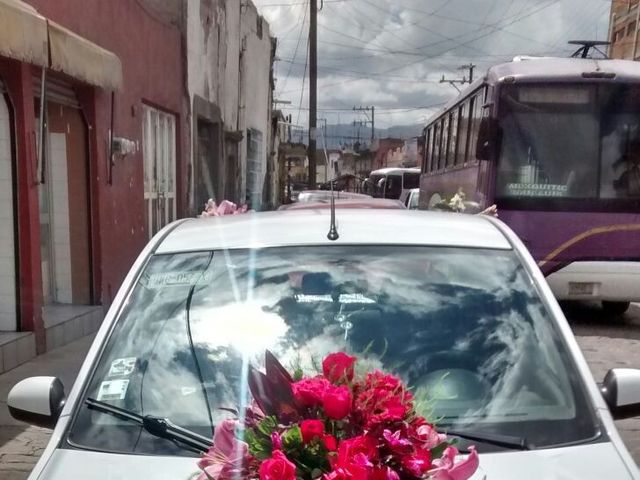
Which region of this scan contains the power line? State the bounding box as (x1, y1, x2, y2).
(277, 0, 309, 95)
(295, 26, 310, 127)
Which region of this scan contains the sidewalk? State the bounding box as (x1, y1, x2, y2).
(0, 335, 94, 480)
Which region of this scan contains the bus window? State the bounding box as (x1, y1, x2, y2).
(600, 86, 640, 199)
(458, 102, 470, 165)
(385, 176, 402, 199)
(448, 110, 458, 167)
(403, 172, 420, 190)
(440, 115, 450, 170)
(431, 120, 442, 172)
(431, 122, 440, 172)
(496, 84, 599, 199)
(424, 128, 431, 173)
(468, 92, 483, 162)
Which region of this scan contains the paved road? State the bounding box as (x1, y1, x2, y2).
(566, 301, 640, 463)
(1, 304, 640, 479)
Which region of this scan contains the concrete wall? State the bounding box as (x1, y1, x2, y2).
(185, 0, 273, 210)
(240, 2, 272, 210)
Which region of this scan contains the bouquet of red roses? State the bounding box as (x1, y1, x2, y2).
(198, 351, 479, 480)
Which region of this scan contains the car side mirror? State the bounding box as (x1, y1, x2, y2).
(600, 369, 640, 419)
(7, 376, 66, 429)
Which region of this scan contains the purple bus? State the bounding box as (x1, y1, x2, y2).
(419, 56, 640, 315)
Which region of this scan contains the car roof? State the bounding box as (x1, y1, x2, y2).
(279, 198, 405, 210)
(156, 210, 512, 253)
(370, 167, 420, 175)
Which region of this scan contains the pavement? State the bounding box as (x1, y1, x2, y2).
(0, 335, 94, 480)
(1, 304, 640, 479)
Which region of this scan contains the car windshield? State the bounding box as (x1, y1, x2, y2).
(496, 84, 640, 200)
(68, 245, 599, 456)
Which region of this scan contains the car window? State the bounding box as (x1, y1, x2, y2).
(68, 246, 599, 456)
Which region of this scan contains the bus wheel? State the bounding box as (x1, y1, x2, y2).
(602, 301, 631, 316)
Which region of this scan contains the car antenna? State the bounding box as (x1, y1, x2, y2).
(327, 179, 339, 241)
(322, 123, 339, 241)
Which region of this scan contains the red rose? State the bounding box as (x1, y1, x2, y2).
(323, 352, 356, 383)
(293, 377, 331, 407)
(323, 385, 352, 420)
(300, 419, 325, 444)
(372, 466, 400, 480)
(354, 371, 414, 428)
(337, 435, 378, 466)
(323, 434, 338, 451)
(259, 450, 296, 480)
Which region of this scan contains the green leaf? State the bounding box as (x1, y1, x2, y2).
(282, 425, 303, 450)
(293, 367, 304, 382)
(430, 441, 451, 459)
(257, 416, 278, 436)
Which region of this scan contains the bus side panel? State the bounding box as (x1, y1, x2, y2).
(419, 166, 481, 210)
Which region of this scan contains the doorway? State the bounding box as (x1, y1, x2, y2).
(142, 105, 177, 239)
(38, 100, 92, 305)
(0, 87, 18, 330)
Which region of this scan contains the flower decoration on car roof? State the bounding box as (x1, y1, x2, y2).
(200, 199, 250, 217)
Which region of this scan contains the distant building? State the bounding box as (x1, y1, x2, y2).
(608, 0, 640, 59)
(371, 138, 405, 169)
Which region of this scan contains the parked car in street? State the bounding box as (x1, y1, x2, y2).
(405, 188, 420, 209)
(279, 197, 405, 210)
(7, 210, 640, 479)
(295, 190, 371, 204)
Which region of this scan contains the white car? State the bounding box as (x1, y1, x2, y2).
(8, 210, 640, 479)
(404, 187, 420, 210)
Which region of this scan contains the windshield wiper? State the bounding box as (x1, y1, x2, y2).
(443, 429, 530, 451)
(86, 398, 213, 454)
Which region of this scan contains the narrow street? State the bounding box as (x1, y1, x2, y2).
(567, 302, 640, 463)
(1, 305, 639, 480)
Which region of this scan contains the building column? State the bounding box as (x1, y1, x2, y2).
(0, 60, 45, 353)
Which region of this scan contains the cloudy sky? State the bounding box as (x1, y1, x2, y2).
(253, 0, 611, 129)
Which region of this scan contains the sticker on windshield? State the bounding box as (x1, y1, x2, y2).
(97, 379, 130, 401)
(145, 271, 211, 288)
(108, 357, 137, 378)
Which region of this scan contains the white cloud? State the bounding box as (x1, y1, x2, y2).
(254, 0, 610, 129)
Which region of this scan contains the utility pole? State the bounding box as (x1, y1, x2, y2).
(308, 0, 317, 189)
(459, 63, 476, 83)
(352, 105, 375, 142)
(440, 64, 475, 92)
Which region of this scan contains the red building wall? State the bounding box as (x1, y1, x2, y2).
(26, 0, 189, 307)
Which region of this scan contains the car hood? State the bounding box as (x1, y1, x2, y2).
(35, 443, 636, 480)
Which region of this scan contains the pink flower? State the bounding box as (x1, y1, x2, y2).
(323, 352, 357, 383)
(293, 377, 331, 407)
(323, 385, 352, 420)
(300, 419, 325, 444)
(259, 450, 296, 480)
(409, 420, 447, 449)
(270, 432, 282, 450)
(197, 419, 249, 480)
(429, 446, 479, 480)
(382, 429, 413, 454)
(200, 199, 249, 217)
(401, 449, 432, 477)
